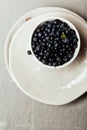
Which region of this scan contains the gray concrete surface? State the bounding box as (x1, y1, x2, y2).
(0, 0, 87, 130)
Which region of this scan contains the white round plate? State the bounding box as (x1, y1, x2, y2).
(5, 7, 87, 105)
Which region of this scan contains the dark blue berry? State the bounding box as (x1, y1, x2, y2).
(54, 42, 59, 48)
(36, 28, 40, 32)
(44, 33, 48, 37)
(56, 31, 59, 36)
(45, 36, 49, 40)
(27, 50, 32, 55)
(70, 29, 75, 35)
(48, 62, 52, 66)
(53, 62, 58, 66)
(36, 45, 41, 51)
(38, 56, 42, 60)
(42, 42, 45, 46)
(67, 54, 73, 59)
(56, 57, 61, 62)
(43, 55, 47, 59)
(41, 59, 46, 64)
(39, 52, 43, 56)
(60, 23, 65, 29)
(33, 37, 37, 42)
(38, 32, 42, 37)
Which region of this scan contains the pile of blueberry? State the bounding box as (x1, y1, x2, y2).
(31, 19, 78, 67)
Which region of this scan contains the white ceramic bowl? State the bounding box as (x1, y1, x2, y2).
(29, 14, 80, 69)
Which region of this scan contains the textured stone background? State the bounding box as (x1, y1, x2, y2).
(0, 0, 87, 130)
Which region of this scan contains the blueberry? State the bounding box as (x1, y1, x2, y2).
(33, 49, 37, 53)
(63, 57, 68, 62)
(66, 44, 69, 49)
(42, 42, 45, 46)
(60, 23, 65, 29)
(35, 53, 39, 57)
(36, 45, 41, 51)
(54, 53, 58, 57)
(52, 28, 55, 32)
(34, 33, 37, 37)
(63, 22, 68, 27)
(56, 24, 60, 28)
(56, 31, 59, 36)
(46, 36, 49, 40)
(38, 32, 42, 37)
(73, 44, 77, 49)
(46, 28, 50, 33)
(63, 38, 69, 44)
(50, 32, 55, 36)
(53, 62, 57, 66)
(43, 55, 47, 59)
(56, 57, 61, 62)
(38, 56, 42, 60)
(59, 49, 63, 52)
(66, 51, 70, 54)
(70, 42, 77, 49)
(51, 58, 54, 63)
(36, 28, 40, 33)
(62, 48, 66, 52)
(50, 36, 54, 40)
(48, 43, 52, 48)
(48, 62, 52, 66)
(41, 59, 46, 64)
(70, 29, 75, 35)
(43, 39, 46, 42)
(58, 28, 61, 32)
(27, 50, 32, 55)
(64, 28, 69, 34)
(43, 31, 46, 34)
(68, 47, 72, 51)
(54, 42, 59, 48)
(41, 27, 44, 31)
(46, 52, 50, 57)
(32, 44, 36, 49)
(39, 52, 43, 56)
(62, 44, 66, 48)
(73, 38, 78, 44)
(38, 39, 42, 43)
(59, 52, 63, 56)
(55, 37, 59, 41)
(54, 47, 58, 50)
(67, 54, 73, 59)
(57, 62, 61, 66)
(54, 20, 58, 24)
(69, 37, 73, 41)
(44, 50, 47, 54)
(51, 53, 54, 57)
(33, 37, 37, 42)
(54, 19, 61, 24)
(49, 58, 52, 62)
(47, 23, 52, 28)
(49, 40, 53, 44)
(44, 21, 50, 26)
(44, 33, 48, 37)
(70, 50, 74, 54)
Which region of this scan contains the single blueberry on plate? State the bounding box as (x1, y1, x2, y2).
(27, 50, 32, 55)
